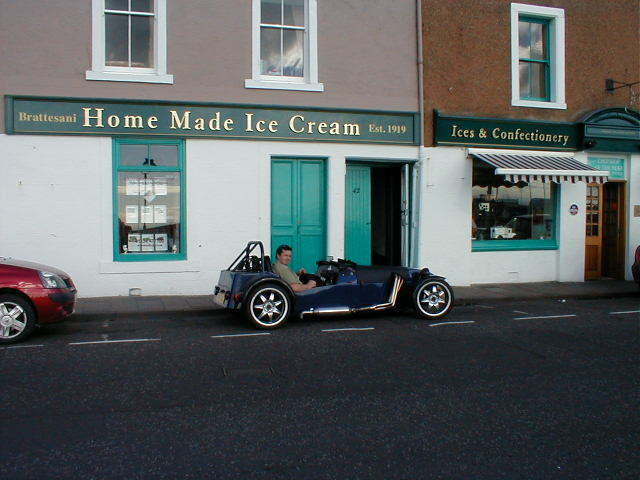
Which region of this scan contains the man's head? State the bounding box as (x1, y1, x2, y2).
(276, 244, 293, 265)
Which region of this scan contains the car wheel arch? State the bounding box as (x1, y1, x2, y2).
(0, 288, 39, 323)
(242, 277, 295, 305)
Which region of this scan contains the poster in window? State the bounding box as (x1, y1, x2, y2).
(153, 205, 167, 223)
(125, 178, 140, 196)
(127, 233, 141, 252)
(155, 233, 168, 251)
(140, 206, 154, 223)
(154, 178, 168, 196)
(141, 179, 154, 196)
(125, 205, 139, 224)
(141, 234, 155, 252)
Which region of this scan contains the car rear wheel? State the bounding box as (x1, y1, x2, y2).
(0, 294, 37, 344)
(413, 279, 454, 319)
(245, 284, 291, 329)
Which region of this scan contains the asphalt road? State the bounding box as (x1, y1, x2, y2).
(1, 297, 638, 479)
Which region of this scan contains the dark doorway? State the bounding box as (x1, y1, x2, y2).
(602, 182, 626, 279)
(371, 166, 402, 266)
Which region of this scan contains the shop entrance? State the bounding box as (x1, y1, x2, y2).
(585, 182, 626, 280)
(345, 163, 410, 266)
(271, 158, 326, 273)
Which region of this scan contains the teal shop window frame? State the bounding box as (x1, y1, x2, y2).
(472, 183, 559, 252)
(112, 138, 187, 262)
(518, 16, 552, 102)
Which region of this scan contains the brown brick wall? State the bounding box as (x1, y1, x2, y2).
(422, 0, 640, 145)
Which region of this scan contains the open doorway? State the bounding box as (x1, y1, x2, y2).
(345, 162, 410, 266)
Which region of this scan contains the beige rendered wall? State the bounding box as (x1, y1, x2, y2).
(421, 0, 640, 144)
(0, 0, 419, 131)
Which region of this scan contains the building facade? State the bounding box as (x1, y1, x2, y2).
(418, 0, 640, 285)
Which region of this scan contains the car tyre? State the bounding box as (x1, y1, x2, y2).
(0, 294, 37, 344)
(244, 283, 292, 329)
(412, 279, 454, 319)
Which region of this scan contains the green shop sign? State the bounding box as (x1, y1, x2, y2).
(435, 112, 580, 151)
(5, 96, 418, 145)
(587, 157, 626, 180)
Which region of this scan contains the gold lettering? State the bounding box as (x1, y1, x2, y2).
(208, 112, 221, 131)
(224, 118, 234, 131)
(306, 121, 316, 134)
(256, 120, 267, 133)
(82, 107, 105, 127)
(147, 116, 158, 129)
(268, 120, 278, 133)
(195, 118, 205, 130)
(245, 112, 255, 132)
(170, 110, 191, 129)
(123, 115, 144, 129)
(492, 128, 500, 138)
(107, 115, 120, 128)
(289, 115, 305, 133)
(318, 122, 328, 134)
(343, 123, 360, 136)
(329, 122, 340, 135)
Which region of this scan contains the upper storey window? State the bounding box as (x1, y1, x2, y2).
(510, 3, 565, 109)
(246, 0, 323, 92)
(86, 0, 173, 84)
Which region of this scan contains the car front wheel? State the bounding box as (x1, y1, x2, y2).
(244, 284, 291, 329)
(413, 279, 454, 319)
(0, 294, 37, 344)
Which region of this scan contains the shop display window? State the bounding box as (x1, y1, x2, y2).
(472, 160, 557, 251)
(113, 139, 185, 261)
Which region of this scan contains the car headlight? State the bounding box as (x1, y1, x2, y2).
(39, 271, 67, 289)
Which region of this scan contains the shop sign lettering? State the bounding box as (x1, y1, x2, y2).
(6, 96, 417, 145)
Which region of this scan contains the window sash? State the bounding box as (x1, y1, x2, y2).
(518, 17, 551, 101)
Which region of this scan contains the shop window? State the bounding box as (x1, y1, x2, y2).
(510, 3, 565, 109)
(472, 160, 557, 251)
(113, 139, 185, 261)
(86, 0, 173, 84)
(246, 0, 324, 92)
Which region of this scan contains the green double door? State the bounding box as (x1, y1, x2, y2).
(271, 158, 326, 273)
(345, 165, 372, 265)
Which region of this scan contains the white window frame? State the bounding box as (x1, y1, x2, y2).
(86, 0, 173, 84)
(510, 3, 565, 109)
(245, 0, 323, 92)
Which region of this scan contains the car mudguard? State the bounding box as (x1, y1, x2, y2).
(242, 276, 296, 306)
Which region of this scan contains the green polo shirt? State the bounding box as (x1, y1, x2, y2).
(273, 261, 301, 285)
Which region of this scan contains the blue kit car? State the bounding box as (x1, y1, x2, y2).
(214, 242, 454, 329)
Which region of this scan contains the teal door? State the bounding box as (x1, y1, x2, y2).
(271, 158, 326, 273)
(345, 164, 372, 265)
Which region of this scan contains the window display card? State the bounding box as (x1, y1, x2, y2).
(140, 206, 154, 223)
(127, 233, 141, 252)
(141, 179, 154, 195)
(141, 234, 155, 252)
(125, 178, 140, 196)
(154, 178, 168, 196)
(153, 204, 168, 223)
(125, 205, 139, 224)
(154, 233, 168, 251)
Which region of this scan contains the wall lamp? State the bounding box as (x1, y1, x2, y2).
(605, 78, 639, 92)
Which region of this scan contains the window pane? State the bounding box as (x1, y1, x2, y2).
(106, 0, 127, 11)
(530, 22, 547, 60)
(519, 62, 530, 97)
(131, 0, 153, 13)
(149, 145, 178, 167)
(120, 144, 149, 166)
(118, 172, 182, 255)
(261, 0, 282, 24)
(518, 21, 531, 58)
(283, 29, 304, 77)
(530, 62, 547, 98)
(131, 15, 154, 68)
(261, 27, 281, 75)
(105, 13, 128, 67)
(283, 0, 304, 26)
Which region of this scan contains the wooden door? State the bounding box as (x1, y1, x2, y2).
(345, 165, 372, 265)
(602, 182, 625, 279)
(584, 184, 603, 280)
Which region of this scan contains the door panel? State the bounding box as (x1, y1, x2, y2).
(584, 184, 603, 280)
(345, 165, 372, 265)
(271, 159, 325, 273)
(602, 183, 625, 279)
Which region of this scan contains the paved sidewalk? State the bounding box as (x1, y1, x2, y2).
(73, 279, 638, 316)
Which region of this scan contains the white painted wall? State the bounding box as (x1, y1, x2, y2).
(626, 153, 640, 281)
(0, 134, 416, 297)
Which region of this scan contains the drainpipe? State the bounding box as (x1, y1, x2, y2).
(414, 0, 428, 267)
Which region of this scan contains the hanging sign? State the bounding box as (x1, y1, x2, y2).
(5, 96, 418, 145)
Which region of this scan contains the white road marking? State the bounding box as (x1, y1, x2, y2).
(513, 314, 577, 320)
(429, 320, 475, 327)
(68, 338, 161, 345)
(321, 327, 375, 332)
(211, 333, 271, 338)
(477, 305, 495, 309)
(609, 310, 640, 315)
(513, 310, 530, 315)
(6, 344, 45, 349)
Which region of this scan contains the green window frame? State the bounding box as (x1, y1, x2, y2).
(112, 138, 186, 262)
(518, 16, 551, 102)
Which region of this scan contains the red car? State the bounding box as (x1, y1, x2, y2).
(633, 245, 640, 288)
(0, 258, 76, 344)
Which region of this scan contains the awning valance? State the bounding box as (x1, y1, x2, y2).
(471, 153, 609, 183)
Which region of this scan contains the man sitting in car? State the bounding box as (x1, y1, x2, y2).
(272, 244, 317, 292)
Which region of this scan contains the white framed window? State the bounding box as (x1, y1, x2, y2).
(245, 0, 323, 92)
(86, 0, 173, 84)
(510, 3, 565, 109)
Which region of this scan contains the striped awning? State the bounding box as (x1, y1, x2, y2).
(471, 153, 609, 183)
